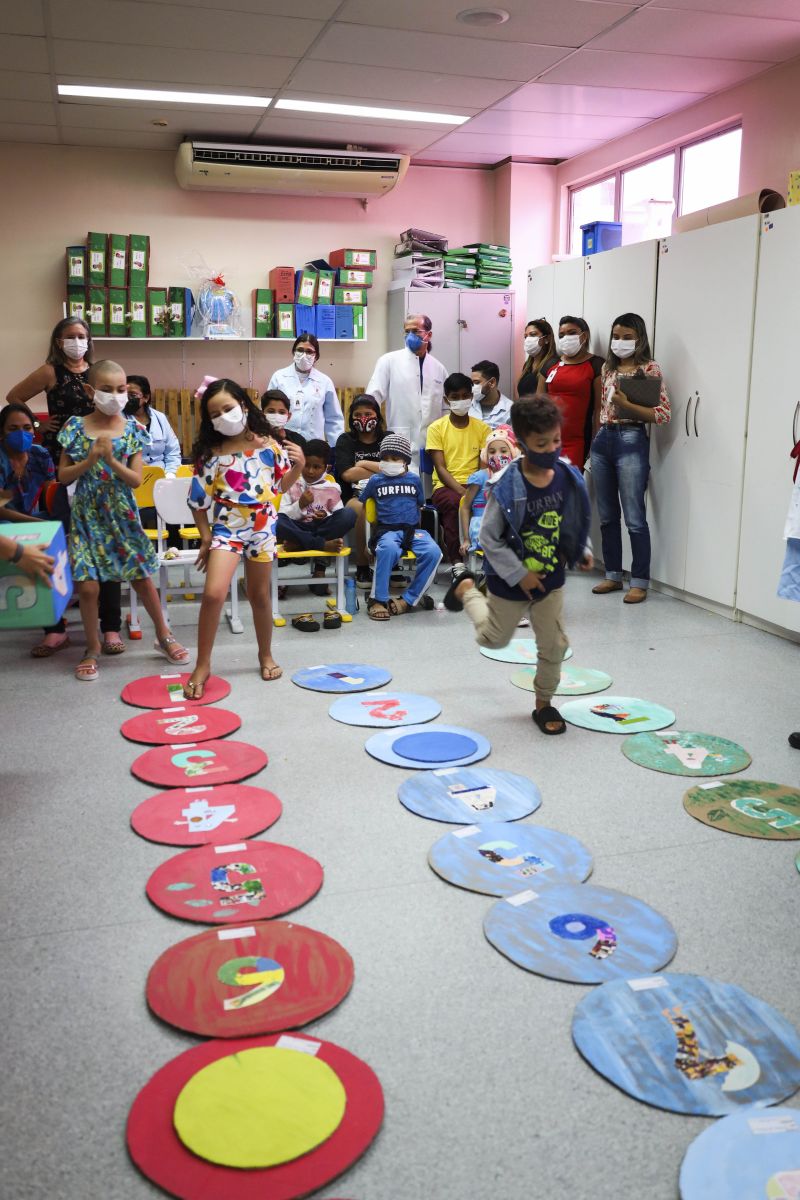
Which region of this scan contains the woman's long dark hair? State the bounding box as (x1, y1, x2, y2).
(192, 378, 273, 466)
(604, 312, 652, 370)
(46, 316, 93, 368)
(520, 317, 556, 382)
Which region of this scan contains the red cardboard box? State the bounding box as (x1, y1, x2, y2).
(269, 266, 295, 303)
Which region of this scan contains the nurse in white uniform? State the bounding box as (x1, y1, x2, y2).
(366, 313, 447, 458)
(267, 334, 344, 446)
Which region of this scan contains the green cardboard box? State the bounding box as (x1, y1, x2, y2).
(66, 288, 87, 322)
(107, 234, 129, 287)
(334, 287, 367, 306)
(147, 287, 168, 337)
(129, 234, 150, 286)
(337, 268, 373, 287)
(108, 288, 128, 336)
(352, 305, 366, 340)
(253, 288, 274, 337)
(168, 286, 191, 337)
(329, 248, 377, 269)
(275, 303, 295, 338)
(315, 270, 335, 304)
(0, 521, 72, 630)
(66, 246, 86, 287)
(295, 267, 318, 306)
(87, 232, 107, 286)
(88, 286, 107, 336)
(128, 287, 147, 337)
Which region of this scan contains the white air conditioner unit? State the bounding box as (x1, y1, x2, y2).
(175, 142, 409, 198)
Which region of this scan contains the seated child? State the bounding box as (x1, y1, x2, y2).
(426, 372, 490, 562)
(443, 396, 593, 735)
(276, 436, 356, 572)
(358, 433, 442, 620)
(459, 425, 519, 559)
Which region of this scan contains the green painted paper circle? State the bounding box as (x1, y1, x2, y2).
(622, 731, 751, 777)
(683, 779, 800, 840)
(511, 665, 612, 696)
(480, 638, 572, 664)
(561, 695, 675, 734)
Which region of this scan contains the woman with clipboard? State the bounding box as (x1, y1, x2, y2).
(590, 312, 670, 604)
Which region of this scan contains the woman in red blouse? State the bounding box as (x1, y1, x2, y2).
(537, 316, 603, 472)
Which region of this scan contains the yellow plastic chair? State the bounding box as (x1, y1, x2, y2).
(133, 465, 166, 543)
(176, 464, 200, 541)
(364, 498, 417, 566)
(272, 478, 352, 626)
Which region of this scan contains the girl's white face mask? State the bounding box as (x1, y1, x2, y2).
(267, 411, 289, 428)
(93, 389, 127, 415)
(211, 407, 247, 436)
(611, 338, 637, 360)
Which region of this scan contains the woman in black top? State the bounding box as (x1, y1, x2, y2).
(6, 317, 125, 653)
(334, 394, 389, 587)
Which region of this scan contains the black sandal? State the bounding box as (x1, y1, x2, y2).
(532, 705, 567, 735)
(323, 611, 342, 630)
(442, 569, 477, 612)
(292, 613, 320, 632)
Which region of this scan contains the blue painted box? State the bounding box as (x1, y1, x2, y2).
(294, 305, 317, 338)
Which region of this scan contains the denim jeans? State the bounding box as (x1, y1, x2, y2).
(590, 425, 651, 588)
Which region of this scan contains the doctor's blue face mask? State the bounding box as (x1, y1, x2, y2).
(404, 329, 426, 353)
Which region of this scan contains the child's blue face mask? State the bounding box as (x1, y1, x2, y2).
(525, 446, 560, 469)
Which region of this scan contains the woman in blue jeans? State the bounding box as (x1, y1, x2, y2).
(590, 312, 670, 604)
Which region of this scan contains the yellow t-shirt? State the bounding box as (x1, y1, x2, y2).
(426, 415, 490, 491)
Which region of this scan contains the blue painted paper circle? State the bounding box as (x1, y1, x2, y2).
(366, 725, 490, 771)
(428, 822, 592, 896)
(572, 973, 800, 1115)
(561, 695, 675, 734)
(484, 883, 676, 984)
(399, 767, 541, 824)
(480, 638, 572, 664)
(329, 692, 441, 728)
(679, 1106, 800, 1199)
(291, 662, 392, 693)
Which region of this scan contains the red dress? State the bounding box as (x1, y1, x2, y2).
(543, 358, 601, 471)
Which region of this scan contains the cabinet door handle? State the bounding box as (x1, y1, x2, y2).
(693, 393, 700, 437)
(684, 396, 692, 436)
(793, 401, 799, 444)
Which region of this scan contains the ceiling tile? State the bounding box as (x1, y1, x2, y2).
(135, 0, 340, 15)
(0, 100, 57, 126)
(0, 34, 49, 73)
(49, 0, 323, 58)
(60, 127, 181, 150)
(461, 108, 646, 139)
(413, 151, 510, 165)
(58, 102, 264, 136)
(426, 131, 604, 157)
(592, 8, 800, 62)
(0, 70, 54, 102)
(54, 42, 297, 90)
(337, 0, 634, 47)
(0, 123, 59, 144)
(287, 60, 517, 109)
(494, 81, 706, 118)
(650, 0, 800, 17)
(542, 48, 772, 91)
(251, 113, 440, 155)
(308, 22, 570, 82)
(0, 10, 46, 36)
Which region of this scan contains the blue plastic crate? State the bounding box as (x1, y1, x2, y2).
(581, 221, 622, 255)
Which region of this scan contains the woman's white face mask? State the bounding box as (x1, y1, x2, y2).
(559, 333, 583, 357)
(524, 335, 541, 357)
(211, 406, 247, 436)
(611, 338, 637, 360)
(294, 350, 315, 373)
(62, 337, 88, 360)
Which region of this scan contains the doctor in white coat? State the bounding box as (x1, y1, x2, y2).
(366, 313, 447, 458)
(267, 334, 344, 446)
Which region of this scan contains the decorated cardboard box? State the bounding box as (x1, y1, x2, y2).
(108, 287, 128, 336)
(87, 286, 108, 336)
(87, 232, 108, 286)
(295, 267, 318, 306)
(352, 305, 366, 340)
(295, 305, 316, 338)
(66, 288, 87, 322)
(129, 234, 150, 286)
(315, 304, 336, 339)
(789, 170, 800, 207)
(0, 521, 72, 630)
(168, 286, 193, 337)
(315, 270, 336, 303)
(128, 286, 147, 337)
(66, 246, 86, 287)
(275, 303, 295, 338)
(329, 248, 377, 269)
(107, 234, 129, 287)
(147, 287, 168, 337)
(334, 306, 354, 339)
(337, 268, 373, 287)
(333, 286, 368, 306)
(269, 266, 295, 303)
(252, 288, 274, 337)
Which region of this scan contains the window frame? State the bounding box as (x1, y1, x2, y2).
(566, 122, 742, 254)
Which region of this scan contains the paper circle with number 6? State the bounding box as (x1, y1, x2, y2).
(622, 731, 751, 777)
(121, 705, 241, 746)
(679, 1106, 800, 1199)
(131, 740, 267, 788)
(146, 840, 323, 924)
(572, 973, 800, 1116)
(561, 695, 675, 734)
(683, 779, 800, 840)
(428, 822, 592, 897)
(484, 883, 677, 984)
(121, 672, 230, 709)
(329, 691, 441, 727)
(147, 920, 354, 1038)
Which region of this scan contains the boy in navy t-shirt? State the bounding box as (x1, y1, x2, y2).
(359, 433, 442, 619)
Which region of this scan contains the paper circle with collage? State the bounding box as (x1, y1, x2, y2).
(484, 883, 676, 984)
(366, 724, 490, 769)
(329, 690, 441, 727)
(480, 638, 572, 664)
(146, 840, 323, 924)
(511, 665, 612, 696)
(683, 779, 800, 840)
(291, 663, 392, 693)
(126, 1032, 384, 1200)
(399, 767, 541, 824)
(428, 822, 592, 896)
(121, 705, 241, 746)
(561, 695, 675, 734)
(121, 672, 230, 709)
(622, 731, 751, 777)
(679, 1106, 800, 1200)
(572, 973, 800, 1115)
(130, 784, 282, 846)
(146, 920, 353, 1038)
(131, 740, 268, 788)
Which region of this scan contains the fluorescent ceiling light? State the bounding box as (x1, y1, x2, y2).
(58, 84, 272, 107)
(275, 98, 469, 125)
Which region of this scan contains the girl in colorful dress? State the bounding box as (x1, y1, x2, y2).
(459, 425, 520, 560)
(57, 360, 190, 681)
(184, 379, 305, 697)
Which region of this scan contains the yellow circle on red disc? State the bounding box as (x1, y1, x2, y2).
(173, 1046, 346, 1168)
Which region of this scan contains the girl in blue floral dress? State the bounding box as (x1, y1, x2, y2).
(58, 360, 190, 681)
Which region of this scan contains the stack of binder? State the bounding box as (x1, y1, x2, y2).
(391, 252, 444, 289)
(445, 243, 512, 289)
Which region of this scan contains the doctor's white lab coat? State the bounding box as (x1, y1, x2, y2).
(366, 347, 447, 453)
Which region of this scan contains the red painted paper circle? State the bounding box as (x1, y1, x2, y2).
(146, 840, 323, 924)
(121, 673, 231, 709)
(126, 1033, 384, 1200)
(146, 919, 354, 1037)
(131, 740, 267, 788)
(130, 784, 282, 846)
(121, 706, 241, 746)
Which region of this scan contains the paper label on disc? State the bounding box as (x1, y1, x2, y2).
(217, 926, 256, 941)
(162, 705, 186, 713)
(186, 786, 212, 793)
(453, 825, 480, 838)
(697, 780, 724, 790)
(627, 976, 667, 991)
(160, 673, 181, 679)
(172, 743, 197, 750)
(434, 768, 459, 777)
(506, 890, 538, 906)
(214, 842, 248, 854)
(277, 1035, 321, 1056)
(748, 1114, 800, 1135)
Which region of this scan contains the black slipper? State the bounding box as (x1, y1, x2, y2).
(442, 569, 477, 612)
(292, 613, 320, 633)
(532, 705, 567, 735)
(789, 732, 800, 749)
(323, 611, 342, 630)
